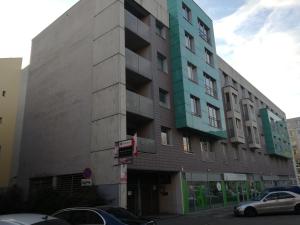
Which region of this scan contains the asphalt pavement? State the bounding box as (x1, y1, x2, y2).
(157, 207, 300, 225)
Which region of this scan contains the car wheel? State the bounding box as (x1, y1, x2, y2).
(244, 207, 257, 217)
(295, 204, 300, 215)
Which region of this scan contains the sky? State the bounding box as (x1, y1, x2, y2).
(0, 0, 299, 118)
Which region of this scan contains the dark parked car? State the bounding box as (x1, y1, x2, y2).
(53, 207, 156, 225)
(264, 186, 300, 195)
(0, 214, 70, 225)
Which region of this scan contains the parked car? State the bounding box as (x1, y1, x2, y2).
(264, 186, 300, 195)
(0, 214, 70, 225)
(99, 206, 156, 225)
(234, 191, 300, 217)
(53, 207, 156, 225)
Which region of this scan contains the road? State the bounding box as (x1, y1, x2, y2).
(157, 208, 300, 225)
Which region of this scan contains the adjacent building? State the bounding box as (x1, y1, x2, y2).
(0, 58, 23, 190)
(18, 0, 295, 215)
(287, 117, 300, 184)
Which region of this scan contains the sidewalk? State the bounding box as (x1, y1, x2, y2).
(151, 206, 234, 221)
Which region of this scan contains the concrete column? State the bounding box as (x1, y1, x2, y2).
(91, 0, 127, 207)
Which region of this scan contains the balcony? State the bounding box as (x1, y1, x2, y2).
(230, 129, 246, 144)
(125, 9, 150, 50)
(126, 90, 154, 119)
(127, 135, 155, 153)
(126, 48, 152, 82)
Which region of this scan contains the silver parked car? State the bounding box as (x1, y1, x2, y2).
(234, 191, 300, 217)
(0, 214, 70, 225)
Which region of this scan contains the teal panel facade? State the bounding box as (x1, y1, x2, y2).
(260, 108, 292, 158)
(167, 0, 226, 139)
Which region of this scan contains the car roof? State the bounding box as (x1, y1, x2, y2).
(0, 214, 56, 225)
(267, 190, 298, 195)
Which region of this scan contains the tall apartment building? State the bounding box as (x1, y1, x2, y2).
(18, 0, 295, 215)
(0, 58, 23, 190)
(287, 117, 300, 184)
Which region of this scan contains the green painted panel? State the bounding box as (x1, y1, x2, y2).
(167, 0, 227, 139)
(260, 108, 292, 158)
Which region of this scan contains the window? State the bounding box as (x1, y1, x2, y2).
(198, 18, 210, 43)
(223, 72, 229, 85)
(157, 52, 168, 73)
(253, 126, 260, 144)
(243, 104, 249, 120)
(248, 91, 253, 100)
(156, 20, 166, 39)
(185, 31, 194, 52)
(205, 48, 213, 66)
(232, 93, 238, 105)
(0, 117, 2, 124)
(277, 192, 295, 200)
(200, 139, 211, 161)
(265, 193, 278, 201)
(236, 118, 241, 130)
(247, 126, 253, 144)
(208, 104, 221, 128)
(182, 135, 191, 153)
(2, 90, 6, 97)
(232, 79, 238, 89)
(250, 105, 256, 121)
(182, 3, 192, 22)
(241, 86, 246, 98)
(225, 92, 231, 111)
(190, 95, 201, 116)
(161, 126, 171, 145)
(159, 88, 169, 108)
(227, 118, 234, 138)
(204, 73, 217, 98)
(187, 62, 197, 82)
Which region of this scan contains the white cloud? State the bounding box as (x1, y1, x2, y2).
(215, 0, 300, 118)
(0, 0, 79, 67)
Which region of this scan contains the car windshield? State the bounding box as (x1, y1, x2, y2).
(105, 208, 139, 220)
(252, 191, 269, 201)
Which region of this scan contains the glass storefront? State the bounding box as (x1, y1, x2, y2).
(184, 172, 268, 213)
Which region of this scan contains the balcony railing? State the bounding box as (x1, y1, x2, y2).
(127, 135, 155, 153)
(208, 117, 221, 128)
(125, 48, 152, 80)
(125, 10, 150, 43)
(205, 86, 218, 99)
(126, 90, 154, 119)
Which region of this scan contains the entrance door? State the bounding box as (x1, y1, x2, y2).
(141, 183, 159, 215)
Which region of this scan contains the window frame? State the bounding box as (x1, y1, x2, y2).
(157, 52, 168, 73)
(182, 134, 192, 153)
(159, 88, 170, 108)
(187, 62, 197, 83)
(204, 73, 218, 98)
(182, 2, 192, 23)
(190, 95, 201, 116)
(184, 31, 195, 52)
(205, 48, 214, 66)
(207, 104, 221, 128)
(198, 18, 210, 43)
(156, 20, 166, 39)
(161, 126, 171, 145)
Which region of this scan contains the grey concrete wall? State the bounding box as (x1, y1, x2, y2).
(18, 0, 96, 191)
(11, 67, 29, 183)
(91, 0, 127, 207)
